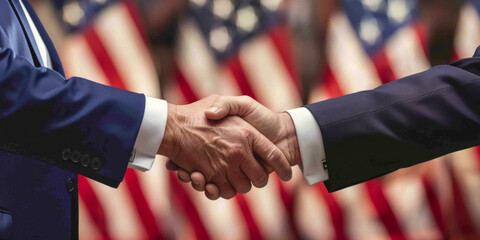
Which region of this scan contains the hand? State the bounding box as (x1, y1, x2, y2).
(166, 96, 301, 197)
(158, 95, 292, 200)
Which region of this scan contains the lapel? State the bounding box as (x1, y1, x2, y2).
(8, 0, 66, 77)
(9, 0, 43, 67)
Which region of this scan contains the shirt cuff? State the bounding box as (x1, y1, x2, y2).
(128, 96, 168, 172)
(286, 107, 329, 185)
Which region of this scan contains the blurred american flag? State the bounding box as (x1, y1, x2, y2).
(33, 0, 480, 239)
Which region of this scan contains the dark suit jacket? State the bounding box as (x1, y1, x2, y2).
(306, 47, 480, 193)
(0, 0, 145, 238)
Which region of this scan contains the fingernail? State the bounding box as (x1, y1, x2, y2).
(207, 107, 220, 113)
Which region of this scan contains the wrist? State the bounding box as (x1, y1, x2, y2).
(280, 112, 302, 167)
(158, 103, 180, 159)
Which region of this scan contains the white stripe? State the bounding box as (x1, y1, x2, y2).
(327, 12, 382, 94)
(336, 186, 389, 239)
(450, 149, 480, 229)
(454, 4, 480, 59)
(189, 189, 249, 240)
(88, 179, 147, 239)
(94, 3, 160, 97)
(385, 26, 430, 78)
(176, 19, 222, 98)
(78, 198, 101, 240)
(384, 176, 440, 239)
(295, 185, 334, 239)
(239, 36, 302, 111)
(243, 180, 290, 239)
(136, 156, 174, 235)
(218, 67, 242, 96)
(61, 35, 109, 85)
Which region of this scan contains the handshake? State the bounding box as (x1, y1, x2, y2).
(157, 95, 302, 200)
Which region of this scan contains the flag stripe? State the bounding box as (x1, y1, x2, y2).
(421, 176, 446, 238)
(83, 28, 127, 89)
(124, 170, 164, 239)
(235, 195, 263, 240)
(174, 64, 200, 103)
(275, 177, 301, 239)
(448, 161, 477, 235)
(78, 176, 111, 240)
(169, 173, 212, 240)
(268, 25, 301, 92)
(365, 180, 407, 240)
(315, 185, 349, 240)
(227, 56, 258, 99)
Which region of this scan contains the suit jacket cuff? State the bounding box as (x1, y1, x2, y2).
(286, 107, 329, 185)
(128, 97, 167, 171)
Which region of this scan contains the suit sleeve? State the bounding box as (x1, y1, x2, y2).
(306, 46, 480, 192)
(0, 47, 145, 188)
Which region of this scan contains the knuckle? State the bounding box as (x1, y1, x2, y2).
(252, 172, 268, 187)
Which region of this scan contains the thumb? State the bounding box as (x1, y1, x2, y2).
(205, 100, 230, 120)
(205, 95, 255, 120)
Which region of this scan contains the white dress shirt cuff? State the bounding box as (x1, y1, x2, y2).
(128, 96, 168, 171)
(286, 107, 329, 185)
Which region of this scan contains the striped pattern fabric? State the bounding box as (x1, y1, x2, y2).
(32, 0, 480, 239)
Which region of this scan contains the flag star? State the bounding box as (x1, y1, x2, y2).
(212, 0, 234, 20)
(236, 6, 258, 32)
(261, 0, 282, 11)
(360, 17, 381, 45)
(210, 26, 231, 52)
(387, 0, 410, 23)
(190, 0, 207, 7)
(362, 0, 384, 12)
(63, 1, 85, 26)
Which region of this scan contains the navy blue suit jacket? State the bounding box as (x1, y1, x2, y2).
(0, 0, 145, 239)
(307, 47, 480, 192)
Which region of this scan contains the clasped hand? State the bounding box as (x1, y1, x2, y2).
(157, 95, 301, 200)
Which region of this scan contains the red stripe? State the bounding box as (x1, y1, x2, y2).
(315, 185, 348, 240)
(421, 176, 446, 238)
(452, 51, 462, 62)
(372, 49, 397, 84)
(268, 25, 302, 93)
(83, 28, 127, 90)
(322, 65, 344, 98)
(226, 56, 258, 100)
(475, 146, 480, 172)
(275, 177, 301, 239)
(174, 64, 199, 103)
(169, 173, 211, 240)
(412, 23, 429, 57)
(123, 1, 149, 47)
(447, 160, 477, 236)
(124, 169, 164, 239)
(77, 176, 111, 240)
(235, 195, 263, 240)
(365, 180, 407, 240)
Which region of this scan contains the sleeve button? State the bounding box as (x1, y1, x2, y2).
(71, 150, 81, 163)
(61, 148, 72, 161)
(91, 157, 103, 171)
(80, 154, 91, 167)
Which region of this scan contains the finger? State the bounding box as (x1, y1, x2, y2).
(177, 169, 191, 183)
(205, 96, 257, 120)
(240, 160, 269, 188)
(191, 172, 206, 192)
(252, 133, 292, 182)
(165, 160, 179, 171)
(216, 179, 237, 199)
(255, 155, 274, 174)
(205, 184, 220, 200)
(228, 167, 252, 194)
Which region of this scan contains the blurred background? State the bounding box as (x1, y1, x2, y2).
(31, 0, 480, 239)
